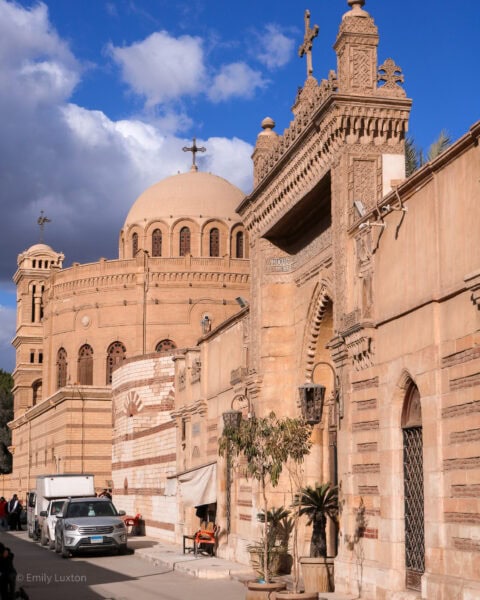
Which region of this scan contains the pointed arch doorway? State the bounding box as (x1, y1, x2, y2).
(401, 382, 425, 591)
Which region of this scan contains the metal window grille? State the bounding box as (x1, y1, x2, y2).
(403, 426, 425, 591)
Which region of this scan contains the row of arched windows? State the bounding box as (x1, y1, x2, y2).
(131, 229, 245, 259)
(56, 339, 177, 388)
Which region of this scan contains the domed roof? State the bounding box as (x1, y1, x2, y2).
(26, 243, 56, 254)
(124, 171, 245, 228)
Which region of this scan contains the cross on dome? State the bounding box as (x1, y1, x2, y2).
(37, 210, 51, 243)
(182, 138, 207, 172)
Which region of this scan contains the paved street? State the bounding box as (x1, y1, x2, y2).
(2, 531, 246, 600)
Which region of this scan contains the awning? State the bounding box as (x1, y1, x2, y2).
(177, 462, 217, 507)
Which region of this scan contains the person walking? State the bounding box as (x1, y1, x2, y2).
(0, 499, 7, 532)
(6, 495, 21, 532)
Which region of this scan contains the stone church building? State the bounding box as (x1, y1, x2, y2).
(10, 1, 480, 598)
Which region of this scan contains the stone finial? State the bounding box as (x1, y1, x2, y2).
(347, 0, 368, 16)
(261, 117, 276, 133)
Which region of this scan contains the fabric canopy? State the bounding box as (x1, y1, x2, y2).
(178, 462, 217, 507)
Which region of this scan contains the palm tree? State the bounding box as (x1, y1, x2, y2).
(294, 482, 338, 558)
(405, 130, 452, 177)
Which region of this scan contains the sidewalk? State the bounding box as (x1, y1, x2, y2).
(129, 536, 356, 599)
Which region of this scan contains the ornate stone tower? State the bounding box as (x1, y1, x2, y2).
(12, 242, 64, 414)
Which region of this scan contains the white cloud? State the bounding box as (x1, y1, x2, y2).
(256, 24, 294, 70)
(109, 31, 207, 106)
(0, 0, 80, 101)
(208, 62, 267, 103)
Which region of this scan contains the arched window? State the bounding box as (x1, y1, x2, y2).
(77, 344, 93, 385)
(56, 348, 68, 389)
(401, 382, 424, 591)
(209, 228, 220, 257)
(152, 229, 162, 257)
(155, 339, 177, 353)
(106, 341, 126, 384)
(235, 231, 244, 258)
(32, 380, 42, 406)
(132, 232, 138, 257)
(179, 227, 191, 256)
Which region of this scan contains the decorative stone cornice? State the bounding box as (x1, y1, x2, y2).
(465, 270, 480, 309)
(240, 96, 411, 240)
(171, 398, 208, 420)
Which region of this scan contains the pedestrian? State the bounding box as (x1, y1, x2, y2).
(0, 499, 7, 532)
(0, 542, 16, 600)
(99, 489, 112, 500)
(6, 496, 22, 532)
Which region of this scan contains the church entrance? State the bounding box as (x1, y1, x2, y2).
(401, 383, 425, 591)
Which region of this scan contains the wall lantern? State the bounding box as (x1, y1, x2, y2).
(298, 383, 326, 425)
(299, 361, 339, 425)
(222, 409, 243, 431)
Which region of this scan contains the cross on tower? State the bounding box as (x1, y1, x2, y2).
(182, 137, 206, 172)
(37, 210, 51, 243)
(298, 9, 319, 78)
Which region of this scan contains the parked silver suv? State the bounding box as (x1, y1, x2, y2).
(55, 497, 127, 558)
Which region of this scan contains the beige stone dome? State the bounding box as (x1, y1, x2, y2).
(124, 171, 244, 227)
(26, 243, 55, 254)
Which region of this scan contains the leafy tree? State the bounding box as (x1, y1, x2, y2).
(0, 370, 13, 474)
(219, 412, 312, 583)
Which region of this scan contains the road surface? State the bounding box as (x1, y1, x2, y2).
(3, 531, 246, 600)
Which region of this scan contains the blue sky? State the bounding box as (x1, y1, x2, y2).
(0, 0, 478, 372)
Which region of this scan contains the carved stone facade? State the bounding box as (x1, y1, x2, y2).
(174, 3, 480, 600)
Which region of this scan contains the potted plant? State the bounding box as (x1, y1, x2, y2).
(219, 411, 312, 599)
(273, 453, 317, 599)
(253, 507, 294, 577)
(294, 482, 338, 594)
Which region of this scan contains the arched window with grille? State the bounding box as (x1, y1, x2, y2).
(106, 341, 127, 384)
(179, 227, 191, 256)
(56, 347, 68, 389)
(152, 229, 162, 257)
(155, 339, 177, 353)
(235, 231, 244, 258)
(132, 232, 138, 257)
(77, 344, 93, 385)
(209, 228, 220, 257)
(401, 381, 424, 592)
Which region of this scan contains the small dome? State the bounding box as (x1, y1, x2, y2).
(26, 243, 55, 254)
(124, 171, 244, 229)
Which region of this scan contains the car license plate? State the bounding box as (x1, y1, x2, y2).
(90, 535, 103, 544)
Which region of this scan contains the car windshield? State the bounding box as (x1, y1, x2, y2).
(51, 500, 64, 515)
(66, 501, 117, 518)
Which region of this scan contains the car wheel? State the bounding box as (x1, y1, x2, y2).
(118, 544, 128, 555)
(54, 535, 61, 553)
(40, 530, 48, 546)
(61, 538, 70, 559)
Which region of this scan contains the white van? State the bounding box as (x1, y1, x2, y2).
(39, 498, 66, 549)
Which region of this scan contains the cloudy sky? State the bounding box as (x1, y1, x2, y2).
(0, 0, 478, 372)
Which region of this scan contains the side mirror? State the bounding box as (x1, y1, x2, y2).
(56, 513, 64, 519)
(118, 510, 126, 516)
(39, 511, 47, 517)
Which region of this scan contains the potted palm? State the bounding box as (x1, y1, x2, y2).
(294, 482, 338, 593)
(219, 411, 312, 599)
